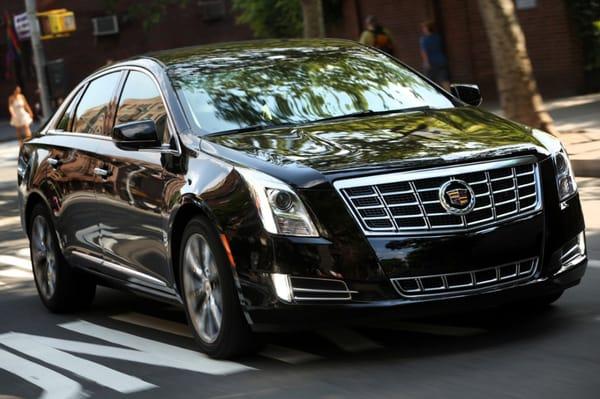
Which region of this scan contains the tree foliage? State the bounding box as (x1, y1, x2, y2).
(102, 0, 189, 30)
(233, 0, 303, 38)
(233, 0, 341, 38)
(567, 0, 600, 71)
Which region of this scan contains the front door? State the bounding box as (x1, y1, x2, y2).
(94, 70, 175, 289)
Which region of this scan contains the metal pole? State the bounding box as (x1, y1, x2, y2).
(25, 0, 52, 120)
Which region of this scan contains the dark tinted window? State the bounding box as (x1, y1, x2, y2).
(55, 86, 84, 132)
(169, 45, 455, 135)
(72, 72, 121, 135)
(116, 71, 168, 143)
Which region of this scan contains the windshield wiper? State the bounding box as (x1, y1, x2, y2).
(208, 122, 297, 136)
(314, 106, 431, 123)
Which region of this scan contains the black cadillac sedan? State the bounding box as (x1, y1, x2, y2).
(18, 39, 587, 358)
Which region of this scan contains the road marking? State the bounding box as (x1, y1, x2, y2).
(588, 259, 600, 269)
(317, 328, 382, 353)
(0, 268, 32, 279)
(0, 348, 82, 399)
(60, 320, 254, 375)
(377, 321, 486, 336)
(15, 248, 30, 258)
(0, 216, 21, 228)
(113, 312, 321, 365)
(0, 255, 31, 271)
(258, 345, 322, 364)
(0, 332, 155, 394)
(111, 312, 193, 338)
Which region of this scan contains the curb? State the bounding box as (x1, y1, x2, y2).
(572, 160, 600, 178)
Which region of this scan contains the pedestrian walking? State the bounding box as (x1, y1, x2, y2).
(419, 21, 450, 91)
(359, 15, 395, 55)
(8, 86, 33, 146)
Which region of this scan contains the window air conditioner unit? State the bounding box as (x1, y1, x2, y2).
(198, 0, 226, 21)
(92, 15, 119, 36)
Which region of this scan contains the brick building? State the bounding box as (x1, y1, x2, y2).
(0, 0, 587, 118)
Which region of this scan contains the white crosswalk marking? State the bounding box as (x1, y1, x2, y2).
(317, 328, 382, 352)
(0, 216, 21, 228)
(111, 312, 323, 364)
(0, 348, 82, 399)
(60, 320, 254, 374)
(0, 332, 156, 394)
(0, 255, 31, 271)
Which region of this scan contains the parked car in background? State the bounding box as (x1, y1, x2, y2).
(18, 39, 587, 358)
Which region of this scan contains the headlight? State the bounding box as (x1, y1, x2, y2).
(552, 147, 577, 202)
(237, 168, 319, 237)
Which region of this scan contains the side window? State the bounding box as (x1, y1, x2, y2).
(72, 72, 121, 135)
(55, 86, 84, 132)
(115, 71, 168, 144)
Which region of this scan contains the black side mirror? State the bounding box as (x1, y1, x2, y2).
(450, 84, 483, 107)
(112, 120, 160, 150)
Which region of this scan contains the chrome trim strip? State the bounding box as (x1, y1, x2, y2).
(72, 250, 167, 287)
(391, 257, 538, 299)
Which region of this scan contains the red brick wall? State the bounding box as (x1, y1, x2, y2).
(1, 0, 253, 115)
(334, 0, 585, 100)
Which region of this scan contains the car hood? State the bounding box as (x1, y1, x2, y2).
(206, 107, 548, 178)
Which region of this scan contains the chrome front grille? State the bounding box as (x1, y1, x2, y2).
(391, 257, 539, 298)
(334, 157, 542, 235)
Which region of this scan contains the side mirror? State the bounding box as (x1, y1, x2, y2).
(112, 120, 160, 150)
(450, 84, 482, 107)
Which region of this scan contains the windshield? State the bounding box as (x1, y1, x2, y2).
(168, 45, 455, 135)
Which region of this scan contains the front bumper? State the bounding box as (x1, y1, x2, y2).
(247, 256, 586, 331)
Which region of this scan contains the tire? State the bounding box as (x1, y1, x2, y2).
(29, 203, 96, 313)
(179, 216, 254, 358)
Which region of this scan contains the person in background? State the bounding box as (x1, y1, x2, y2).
(359, 15, 395, 55)
(419, 20, 450, 91)
(8, 86, 34, 147)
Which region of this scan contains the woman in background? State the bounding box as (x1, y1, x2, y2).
(9, 86, 34, 146)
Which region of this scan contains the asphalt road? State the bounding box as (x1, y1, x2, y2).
(0, 141, 599, 399)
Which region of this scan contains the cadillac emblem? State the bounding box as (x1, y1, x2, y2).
(439, 179, 476, 215)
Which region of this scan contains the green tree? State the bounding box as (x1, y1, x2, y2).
(233, 0, 303, 38)
(102, 0, 189, 30)
(477, 0, 558, 135)
(233, 0, 341, 38)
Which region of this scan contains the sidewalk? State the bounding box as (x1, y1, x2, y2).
(548, 93, 600, 177)
(1, 93, 598, 176)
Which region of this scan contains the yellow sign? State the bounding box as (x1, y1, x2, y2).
(37, 9, 76, 40)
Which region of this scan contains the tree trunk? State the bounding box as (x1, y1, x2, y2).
(300, 0, 325, 38)
(477, 0, 558, 135)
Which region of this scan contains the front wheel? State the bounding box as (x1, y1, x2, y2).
(29, 203, 96, 312)
(179, 217, 254, 358)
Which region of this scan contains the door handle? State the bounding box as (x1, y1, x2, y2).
(94, 167, 110, 177)
(47, 158, 61, 168)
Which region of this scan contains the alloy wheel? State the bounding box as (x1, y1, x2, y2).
(182, 233, 223, 344)
(31, 215, 57, 300)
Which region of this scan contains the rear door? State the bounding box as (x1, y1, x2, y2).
(45, 71, 123, 266)
(94, 69, 176, 288)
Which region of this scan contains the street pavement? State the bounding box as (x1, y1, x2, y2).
(0, 140, 599, 399)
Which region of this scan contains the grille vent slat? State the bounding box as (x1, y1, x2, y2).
(391, 258, 539, 298)
(338, 160, 541, 235)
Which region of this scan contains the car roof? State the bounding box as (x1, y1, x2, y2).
(144, 38, 365, 69)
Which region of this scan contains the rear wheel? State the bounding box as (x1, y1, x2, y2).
(29, 203, 96, 312)
(179, 217, 254, 358)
